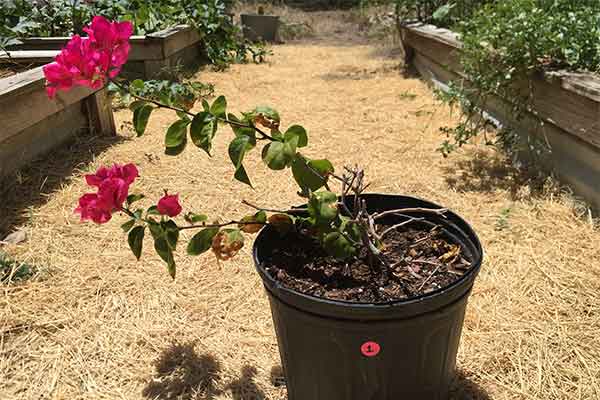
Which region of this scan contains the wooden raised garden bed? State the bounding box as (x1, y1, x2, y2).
(401, 23, 600, 210)
(2, 25, 205, 79)
(0, 66, 115, 178)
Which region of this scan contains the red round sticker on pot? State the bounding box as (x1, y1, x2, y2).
(361, 341, 381, 357)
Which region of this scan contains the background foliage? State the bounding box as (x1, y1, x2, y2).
(0, 0, 264, 67)
(393, 0, 494, 27)
(409, 0, 600, 155)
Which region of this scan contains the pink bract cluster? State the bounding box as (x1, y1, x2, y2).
(76, 164, 139, 224)
(157, 194, 183, 217)
(43, 16, 133, 98)
(76, 164, 183, 224)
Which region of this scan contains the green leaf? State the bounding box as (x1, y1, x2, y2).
(127, 194, 145, 206)
(340, 216, 361, 242)
(291, 156, 334, 195)
(176, 110, 190, 120)
(308, 191, 339, 224)
(227, 113, 256, 139)
(433, 3, 454, 20)
(190, 112, 215, 155)
(154, 237, 176, 278)
(133, 104, 153, 136)
(165, 119, 189, 148)
(128, 226, 145, 260)
(228, 135, 254, 187)
(210, 95, 227, 118)
(131, 79, 145, 90)
(284, 125, 308, 148)
(147, 205, 161, 216)
(261, 141, 295, 170)
(233, 165, 252, 188)
(162, 220, 179, 250)
(187, 227, 219, 256)
(165, 135, 187, 156)
(121, 219, 136, 233)
(202, 99, 210, 111)
(322, 231, 356, 259)
(129, 100, 147, 111)
(228, 136, 253, 167)
(254, 210, 267, 223)
(253, 106, 280, 123)
(184, 212, 208, 224)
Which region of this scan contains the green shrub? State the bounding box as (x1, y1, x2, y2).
(0, 0, 268, 68)
(438, 0, 600, 155)
(394, 0, 494, 28)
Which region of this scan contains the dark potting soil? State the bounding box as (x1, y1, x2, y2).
(261, 225, 473, 303)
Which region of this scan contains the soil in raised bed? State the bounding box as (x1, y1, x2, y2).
(261, 225, 473, 303)
(0, 64, 36, 78)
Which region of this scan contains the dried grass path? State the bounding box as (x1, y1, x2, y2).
(2, 28, 600, 400)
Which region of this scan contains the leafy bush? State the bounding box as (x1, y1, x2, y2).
(0, 0, 267, 67)
(394, 0, 494, 28)
(437, 0, 600, 155)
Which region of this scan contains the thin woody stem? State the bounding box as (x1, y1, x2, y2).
(178, 221, 266, 231)
(241, 200, 300, 214)
(121, 207, 265, 231)
(110, 79, 276, 141)
(378, 217, 425, 240)
(373, 208, 448, 220)
(111, 79, 195, 116)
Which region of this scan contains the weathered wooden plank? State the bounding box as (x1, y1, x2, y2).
(0, 66, 97, 142)
(85, 88, 116, 136)
(0, 99, 88, 177)
(531, 76, 600, 149)
(412, 50, 600, 210)
(545, 71, 600, 103)
(151, 25, 203, 59)
(403, 24, 600, 151)
(401, 24, 463, 75)
(0, 50, 59, 64)
(10, 26, 202, 62)
(12, 35, 163, 61)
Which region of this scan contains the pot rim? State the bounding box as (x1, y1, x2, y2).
(252, 193, 483, 320)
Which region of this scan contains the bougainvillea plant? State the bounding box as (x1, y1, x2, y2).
(46, 16, 444, 279)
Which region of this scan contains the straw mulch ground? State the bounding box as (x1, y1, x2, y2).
(2, 11, 600, 400)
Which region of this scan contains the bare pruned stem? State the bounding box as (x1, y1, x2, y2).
(373, 208, 447, 221)
(378, 217, 425, 240)
(241, 200, 298, 214)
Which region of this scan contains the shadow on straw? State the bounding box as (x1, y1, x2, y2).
(0, 131, 126, 238)
(450, 369, 491, 400)
(142, 341, 221, 400)
(225, 365, 266, 400)
(443, 148, 551, 201)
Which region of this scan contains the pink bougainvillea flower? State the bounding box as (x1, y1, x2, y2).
(44, 16, 133, 98)
(75, 193, 113, 224)
(157, 194, 183, 217)
(84, 16, 133, 69)
(97, 177, 130, 210)
(76, 163, 139, 224)
(85, 163, 139, 187)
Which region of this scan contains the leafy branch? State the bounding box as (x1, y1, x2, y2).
(103, 78, 448, 280)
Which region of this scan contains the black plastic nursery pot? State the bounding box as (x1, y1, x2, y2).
(241, 14, 280, 42)
(253, 194, 483, 400)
